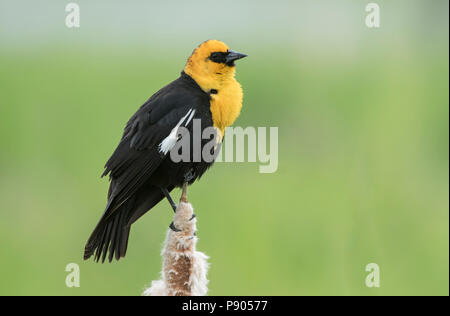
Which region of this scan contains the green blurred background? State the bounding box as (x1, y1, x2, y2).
(0, 0, 448, 296)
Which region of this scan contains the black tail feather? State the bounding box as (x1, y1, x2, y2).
(84, 200, 132, 263)
(84, 185, 168, 263)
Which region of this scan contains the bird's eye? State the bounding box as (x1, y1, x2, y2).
(209, 52, 226, 63)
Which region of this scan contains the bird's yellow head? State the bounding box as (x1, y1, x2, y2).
(184, 40, 247, 92)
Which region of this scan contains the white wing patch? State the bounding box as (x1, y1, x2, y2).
(158, 108, 196, 155)
(185, 109, 196, 126)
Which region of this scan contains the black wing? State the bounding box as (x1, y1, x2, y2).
(100, 79, 204, 222)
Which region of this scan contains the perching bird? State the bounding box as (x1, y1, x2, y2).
(84, 40, 247, 263)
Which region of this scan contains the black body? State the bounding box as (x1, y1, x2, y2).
(84, 72, 218, 262)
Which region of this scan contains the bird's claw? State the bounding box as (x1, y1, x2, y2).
(169, 221, 182, 232)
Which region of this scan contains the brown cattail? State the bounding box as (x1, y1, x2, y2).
(143, 184, 209, 296)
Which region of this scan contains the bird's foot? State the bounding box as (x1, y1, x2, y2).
(168, 183, 195, 232)
(169, 221, 182, 232)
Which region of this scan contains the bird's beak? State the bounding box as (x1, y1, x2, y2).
(226, 50, 247, 65)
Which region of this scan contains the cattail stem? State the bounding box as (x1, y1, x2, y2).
(143, 185, 209, 296)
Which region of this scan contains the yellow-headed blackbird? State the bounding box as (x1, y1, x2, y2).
(84, 40, 247, 262)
